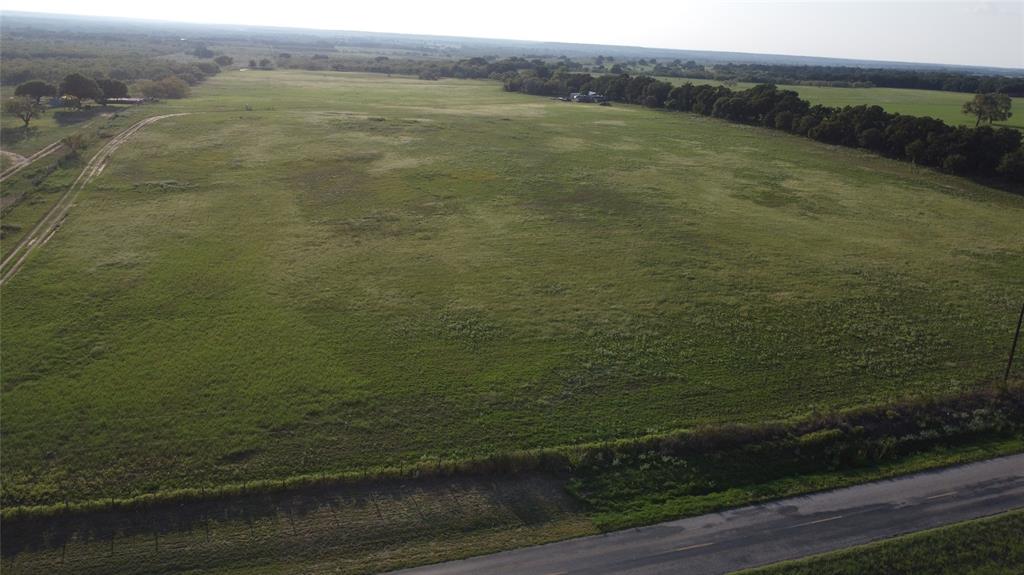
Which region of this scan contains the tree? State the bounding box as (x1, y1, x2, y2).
(96, 79, 128, 103)
(191, 44, 215, 58)
(61, 134, 87, 158)
(60, 73, 103, 103)
(259, 58, 272, 69)
(996, 149, 1024, 180)
(962, 93, 1013, 127)
(4, 96, 46, 128)
(14, 80, 56, 103)
(214, 55, 234, 66)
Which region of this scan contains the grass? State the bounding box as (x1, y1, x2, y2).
(579, 435, 1023, 531)
(738, 509, 1024, 575)
(0, 109, 166, 260)
(3, 430, 1019, 575)
(657, 77, 1024, 130)
(2, 70, 1024, 509)
(1, 473, 594, 575)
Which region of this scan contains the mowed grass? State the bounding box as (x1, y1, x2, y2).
(658, 77, 1024, 130)
(2, 70, 1023, 506)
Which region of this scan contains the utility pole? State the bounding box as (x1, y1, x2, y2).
(1005, 302, 1024, 383)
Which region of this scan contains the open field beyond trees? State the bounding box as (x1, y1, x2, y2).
(2, 70, 1024, 510)
(658, 77, 1024, 130)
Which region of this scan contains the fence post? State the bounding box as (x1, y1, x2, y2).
(1005, 302, 1024, 383)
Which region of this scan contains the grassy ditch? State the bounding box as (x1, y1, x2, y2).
(3, 382, 1022, 573)
(565, 381, 1024, 529)
(6, 382, 1021, 524)
(738, 509, 1024, 575)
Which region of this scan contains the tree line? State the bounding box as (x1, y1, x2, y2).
(5, 70, 206, 129)
(700, 63, 1024, 96)
(271, 54, 1024, 100)
(502, 72, 1023, 184)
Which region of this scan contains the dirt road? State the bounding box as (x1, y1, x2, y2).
(0, 142, 64, 184)
(0, 114, 188, 286)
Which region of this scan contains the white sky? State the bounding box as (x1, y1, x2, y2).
(11, 1, 1024, 69)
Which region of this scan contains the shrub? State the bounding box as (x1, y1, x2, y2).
(137, 76, 190, 99)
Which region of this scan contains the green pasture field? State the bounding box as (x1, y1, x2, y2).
(2, 70, 1023, 507)
(740, 509, 1024, 575)
(658, 77, 1024, 130)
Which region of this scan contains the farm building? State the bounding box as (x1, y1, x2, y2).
(103, 98, 147, 105)
(569, 91, 606, 103)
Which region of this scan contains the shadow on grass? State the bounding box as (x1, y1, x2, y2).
(52, 107, 107, 127)
(0, 473, 573, 561)
(0, 125, 39, 146)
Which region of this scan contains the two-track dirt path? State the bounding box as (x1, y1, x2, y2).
(0, 114, 188, 286)
(0, 142, 64, 184)
(0, 150, 29, 170)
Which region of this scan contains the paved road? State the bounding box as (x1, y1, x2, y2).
(392, 454, 1024, 575)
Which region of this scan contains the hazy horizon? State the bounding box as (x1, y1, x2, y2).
(5, 1, 1023, 70)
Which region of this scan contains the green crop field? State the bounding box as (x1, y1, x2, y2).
(658, 77, 1024, 130)
(2, 70, 1023, 508)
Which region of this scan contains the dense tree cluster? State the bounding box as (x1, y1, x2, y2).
(135, 76, 191, 99)
(2, 28, 224, 95)
(503, 73, 1022, 184)
(13, 80, 56, 103)
(8, 69, 189, 121)
(10, 65, 212, 113)
(2, 45, 222, 87)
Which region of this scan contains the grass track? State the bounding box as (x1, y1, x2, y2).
(2, 70, 1023, 506)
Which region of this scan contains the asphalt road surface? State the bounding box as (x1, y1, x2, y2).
(391, 454, 1024, 575)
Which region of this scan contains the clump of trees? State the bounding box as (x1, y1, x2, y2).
(8, 63, 211, 116)
(962, 93, 1013, 127)
(502, 72, 1023, 185)
(14, 80, 56, 103)
(96, 79, 129, 102)
(136, 76, 190, 99)
(59, 73, 103, 104)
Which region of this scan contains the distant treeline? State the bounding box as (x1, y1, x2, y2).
(282, 56, 1024, 97)
(665, 63, 1024, 96)
(272, 55, 552, 80)
(4, 55, 223, 91)
(502, 72, 1024, 184)
(0, 28, 226, 92)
